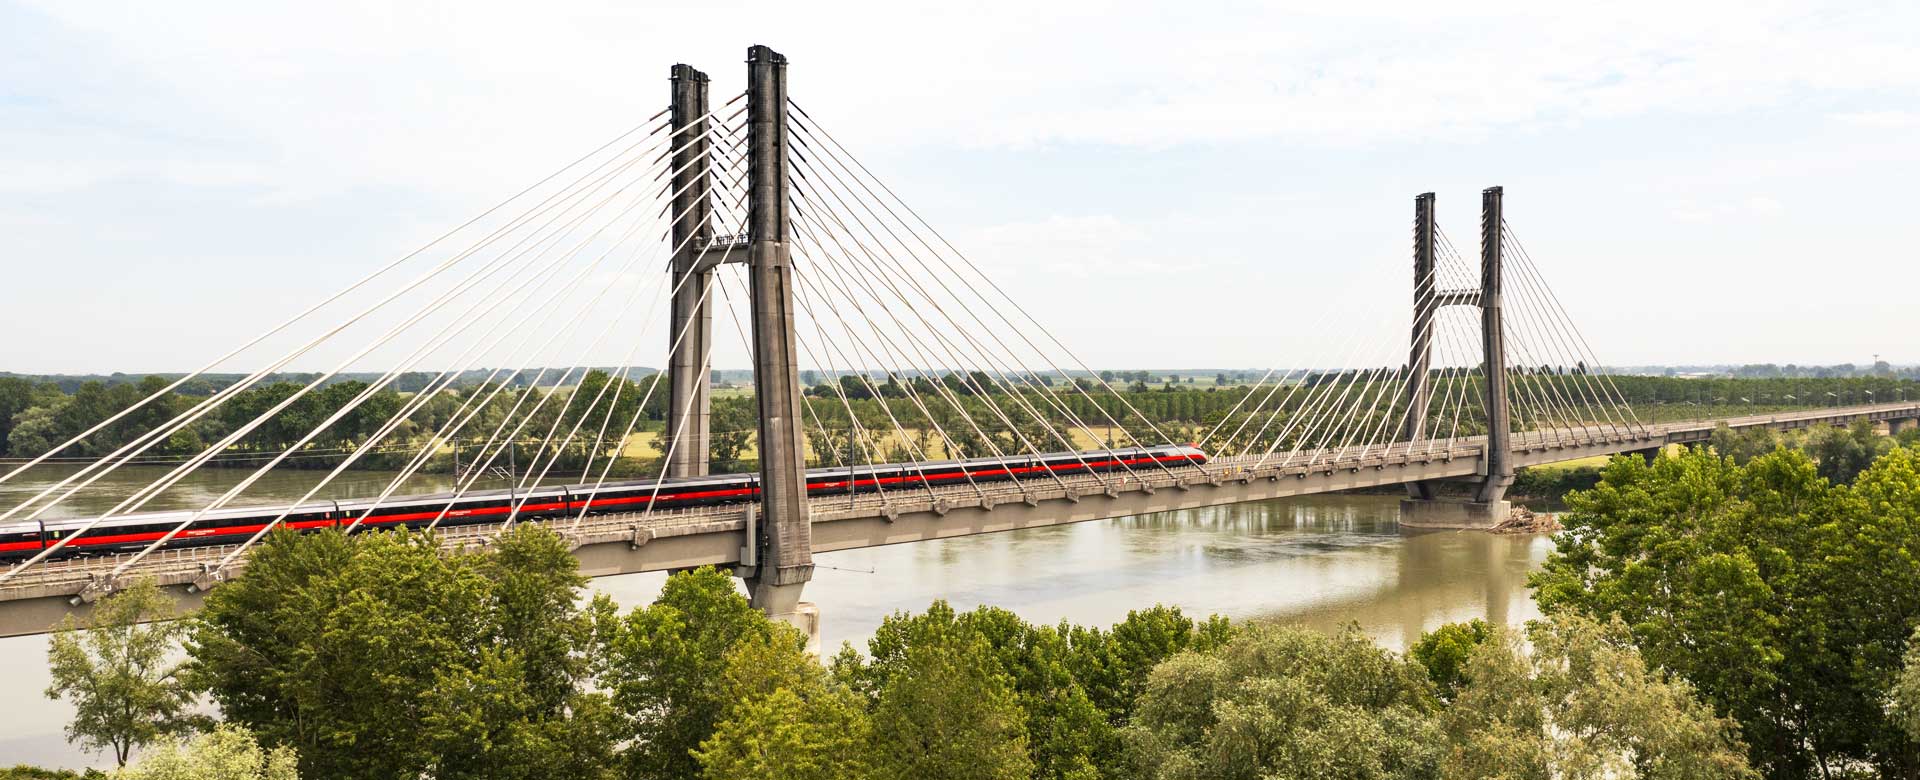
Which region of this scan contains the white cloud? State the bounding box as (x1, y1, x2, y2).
(10, 0, 1920, 199)
(2, 0, 1918, 370)
(1832, 110, 1920, 128)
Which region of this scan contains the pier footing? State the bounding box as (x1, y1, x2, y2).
(1399, 498, 1510, 530)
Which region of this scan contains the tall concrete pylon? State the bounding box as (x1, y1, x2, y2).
(1402, 193, 1438, 501)
(740, 44, 815, 628)
(1473, 186, 1513, 504)
(1399, 187, 1514, 528)
(665, 64, 715, 479)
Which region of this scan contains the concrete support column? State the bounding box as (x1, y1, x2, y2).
(1891, 417, 1911, 436)
(741, 45, 815, 632)
(1474, 186, 1513, 504)
(1403, 193, 1438, 501)
(666, 64, 715, 478)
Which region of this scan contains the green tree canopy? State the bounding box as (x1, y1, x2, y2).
(1123, 623, 1441, 780)
(604, 566, 778, 780)
(865, 615, 1033, 780)
(1532, 445, 1920, 778)
(1441, 614, 1755, 780)
(1410, 619, 1493, 702)
(187, 525, 617, 780)
(118, 724, 297, 780)
(44, 579, 201, 767)
(692, 627, 871, 780)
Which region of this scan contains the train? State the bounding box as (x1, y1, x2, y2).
(0, 444, 1208, 562)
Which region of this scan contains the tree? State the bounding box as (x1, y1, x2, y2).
(692, 627, 871, 780)
(1123, 623, 1441, 780)
(0, 375, 34, 455)
(188, 526, 616, 779)
(1441, 614, 1755, 780)
(1889, 626, 1920, 743)
(417, 524, 622, 780)
(867, 623, 1033, 780)
(695, 688, 870, 780)
(6, 399, 69, 458)
(1410, 619, 1492, 702)
(709, 400, 757, 472)
(45, 579, 200, 767)
(605, 566, 777, 780)
(1707, 423, 1781, 465)
(846, 602, 1111, 779)
(119, 724, 297, 780)
(1532, 446, 1920, 778)
(1063, 604, 1235, 727)
(1803, 417, 1887, 483)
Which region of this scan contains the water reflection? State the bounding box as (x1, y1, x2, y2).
(593, 493, 1550, 652)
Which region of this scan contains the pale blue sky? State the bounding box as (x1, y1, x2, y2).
(3, 1, 1917, 373)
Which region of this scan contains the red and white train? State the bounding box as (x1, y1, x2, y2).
(0, 445, 1208, 561)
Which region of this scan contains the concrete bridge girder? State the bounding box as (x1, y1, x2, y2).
(1, 402, 1913, 637)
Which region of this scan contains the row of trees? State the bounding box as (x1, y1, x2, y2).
(6, 369, 1908, 471)
(1508, 418, 1920, 501)
(32, 428, 1920, 778)
(47, 523, 1764, 780)
(0, 373, 675, 473)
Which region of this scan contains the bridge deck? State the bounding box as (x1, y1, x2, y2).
(0, 402, 1912, 636)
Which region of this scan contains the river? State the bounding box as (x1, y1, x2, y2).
(0, 466, 1549, 769)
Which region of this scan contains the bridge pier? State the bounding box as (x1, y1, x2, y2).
(739, 44, 817, 646)
(1892, 417, 1912, 436)
(1399, 498, 1511, 530)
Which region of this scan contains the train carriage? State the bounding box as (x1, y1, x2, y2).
(0, 521, 42, 557)
(0, 444, 1209, 561)
(34, 502, 339, 557)
(338, 486, 572, 531)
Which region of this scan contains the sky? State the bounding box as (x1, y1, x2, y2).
(2, 0, 1918, 374)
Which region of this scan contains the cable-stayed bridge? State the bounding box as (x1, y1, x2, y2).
(0, 45, 1911, 638)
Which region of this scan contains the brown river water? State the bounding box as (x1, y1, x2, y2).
(0, 465, 1548, 769)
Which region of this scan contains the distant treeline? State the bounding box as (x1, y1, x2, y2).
(1618, 360, 1920, 380)
(0, 368, 669, 396)
(1, 372, 1913, 469)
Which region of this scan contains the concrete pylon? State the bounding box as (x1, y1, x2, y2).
(1400, 187, 1513, 530)
(666, 64, 715, 479)
(740, 45, 815, 629)
(1402, 193, 1438, 501)
(1473, 186, 1513, 505)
